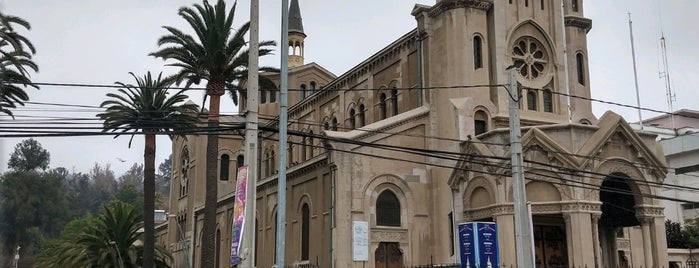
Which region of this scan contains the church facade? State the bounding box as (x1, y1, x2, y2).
(158, 0, 671, 267)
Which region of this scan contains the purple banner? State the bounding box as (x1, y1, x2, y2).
(230, 165, 248, 266)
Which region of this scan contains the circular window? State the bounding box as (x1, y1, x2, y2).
(512, 37, 548, 80)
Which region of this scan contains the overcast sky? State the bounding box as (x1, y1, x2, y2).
(1, 0, 697, 175)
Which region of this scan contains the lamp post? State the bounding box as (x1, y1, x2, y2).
(169, 214, 191, 268)
(108, 241, 124, 268)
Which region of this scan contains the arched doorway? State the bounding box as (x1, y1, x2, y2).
(375, 242, 403, 268)
(598, 173, 639, 268)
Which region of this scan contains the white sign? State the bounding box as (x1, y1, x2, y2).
(352, 221, 369, 261)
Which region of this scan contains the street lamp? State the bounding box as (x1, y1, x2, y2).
(108, 241, 124, 268)
(169, 214, 191, 268)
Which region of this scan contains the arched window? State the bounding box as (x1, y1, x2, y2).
(269, 88, 276, 103)
(331, 117, 338, 131)
(260, 89, 267, 103)
(349, 109, 356, 129)
(377, 190, 401, 227)
(264, 151, 270, 177)
(301, 203, 310, 260)
(323, 121, 330, 130)
(300, 84, 307, 99)
(527, 90, 538, 110)
(307, 131, 314, 159)
(474, 110, 488, 135)
(576, 53, 585, 85)
(220, 154, 230, 181)
(473, 35, 483, 69)
(301, 137, 307, 162)
(271, 149, 276, 174)
(310, 81, 317, 93)
(543, 89, 553, 112)
(358, 104, 366, 127)
(540, 0, 544, 9)
(288, 138, 294, 165)
(237, 155, 244, 169)
(273, 212, 278, 263)
(572, 0, 579, 12)
(391, 88, 399, 116)
(379, 93, 387, 120)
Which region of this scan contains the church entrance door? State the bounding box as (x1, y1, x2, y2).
(375, 242, 403, 268)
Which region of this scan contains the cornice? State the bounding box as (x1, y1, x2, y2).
(564, 15, 592, 33)
(429, 0, 493, 17)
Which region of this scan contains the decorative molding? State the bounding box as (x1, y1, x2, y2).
(564, 16, 592, 33)
(635, 205, 665, 218)
(371, 229, 408, 243)
(428, 0, 493, 17)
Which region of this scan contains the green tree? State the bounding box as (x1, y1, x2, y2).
(151, 1, 277, 264)
(7, 138, 50, 171)
(119, 163, 144, 192)
(0, 11, 38, 117)
(156, 154, 171, 196)
(0, 171, 69, 268)
(666, 220, 688, 248)
(35, 201, 172, 267)
(98, 71, 198, 268)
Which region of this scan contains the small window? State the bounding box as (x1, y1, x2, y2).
(616, 228, 624, 238)
(377, 190, 401, 227)
(307, 131, 314, 158)
(572, 0, 579, 12)
(473, 36, 483, 69)
(391, 88, 399, 116)
(323, 121, 330, 130)
(543, 89, 553, 112)
(310, 81, 317, 93)
(540, 0, 544, 9)
(288, 140, 294, 165)
(525, 0, 529, 7)
(379, 93, 387, 120)
(220, 154, 230, 181)
(527, 90, 538, 110)
(301, 203, 310, 260)
(576, 53, 586, 85)
(300, 84, 307, 99)
(349, 109, 356, 129)
(358, 104, 366, 127)
(474, 110, 488, 135)
(269, 88, 276, 103)
(331, 117, 338, 131)
(260, 89, 267, 103)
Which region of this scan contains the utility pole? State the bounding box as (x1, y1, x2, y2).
(276, 0, 290, 267)
(241, 0, 259, 267)
(507, 66, 535, 267)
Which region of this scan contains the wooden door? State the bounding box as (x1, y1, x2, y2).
(375, 242, 403, 268)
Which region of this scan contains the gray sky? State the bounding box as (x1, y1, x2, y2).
(1, 0, 697, 175)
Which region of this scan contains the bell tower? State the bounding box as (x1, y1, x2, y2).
(288, 0, 305, 68)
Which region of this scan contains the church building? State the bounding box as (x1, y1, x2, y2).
(158, 0, 671, 267)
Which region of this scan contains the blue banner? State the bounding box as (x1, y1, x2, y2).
(458, 222, 499, 268)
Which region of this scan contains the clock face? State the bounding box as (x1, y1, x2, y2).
(181, 150, 190, 185)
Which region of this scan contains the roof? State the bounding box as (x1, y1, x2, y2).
(289, 0, 304, 35)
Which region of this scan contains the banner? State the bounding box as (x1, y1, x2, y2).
(352, 221, 369, 261)
(230, 165, 248, 266)
(458, 222, 499, 268)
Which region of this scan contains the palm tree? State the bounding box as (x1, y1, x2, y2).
(151, 1, 277, 265)
(0, 11, 38, 118)
(98, 72, 199, 268)
(36, 201, 173, 268)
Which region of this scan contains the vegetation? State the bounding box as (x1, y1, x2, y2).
(0, 11, 38, 117)
(666, 219, 699, 249)
(98, 72, 199, 268)
(35, 201, 172, 268)
(151, 1, 278, 265)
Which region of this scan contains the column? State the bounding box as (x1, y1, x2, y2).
(563, 214, 574, 266)
(640, 218, 654, 268)
(653, 217, 669, 266)
(591, 214, 602, 268)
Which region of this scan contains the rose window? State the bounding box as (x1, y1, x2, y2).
(512, 37, 548, 80)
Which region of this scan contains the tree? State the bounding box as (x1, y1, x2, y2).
(666, 220, 688, 248)
(151, 1, 277, 265)
(98, 71, 199, 268)
(156, 154, 171, 196)
(0, 11, 38, 117)
(7, 138, 50, 171)
(0, 170, 70, 267)
(35, 201, 172, 267)
(119, 163, 144, 192)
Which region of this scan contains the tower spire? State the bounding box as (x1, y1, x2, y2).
(288, 0, 305, 68)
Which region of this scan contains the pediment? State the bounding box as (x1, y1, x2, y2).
(521, 127, 579, 169)
(448, 140, 497, 189)
(577, 111, 667, 178)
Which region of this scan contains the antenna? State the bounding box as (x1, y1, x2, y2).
(628, 12, 643, 130)
(658, 5, 677, 132)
